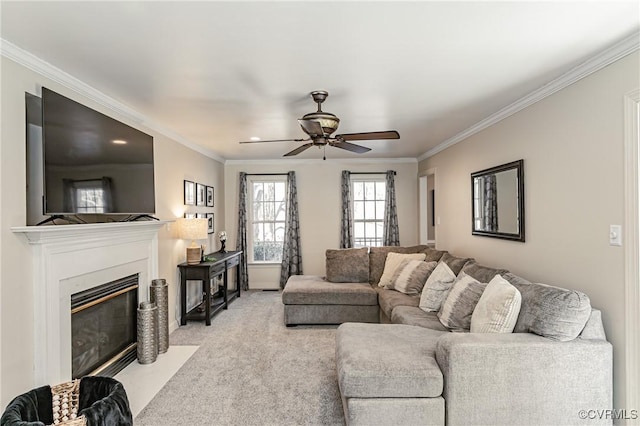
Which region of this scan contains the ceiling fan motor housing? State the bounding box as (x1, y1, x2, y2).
(300, 111, 340, 136)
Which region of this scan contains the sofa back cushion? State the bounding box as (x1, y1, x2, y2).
(438, 273, 488, 331)
(423, 248, 447, 263)
(387, 260, 438, 295)
(368, 245, 431, 286)
(511, 281, 592, 341)
(326, 248, 369, 283)
(440, 253, 474, 276)
(460, 262, 509, 283)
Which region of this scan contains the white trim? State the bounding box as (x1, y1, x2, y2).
(225, 157, 418, 166)
(623, 89, 640, 414)
(419, 31, 640, 161)
(0, 38, 225, 164)
(246, 176, 287, 264)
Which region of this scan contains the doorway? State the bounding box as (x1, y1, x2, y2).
(419, 170, 436, 245)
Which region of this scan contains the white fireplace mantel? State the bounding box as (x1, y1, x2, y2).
(12, 221, 169, 385)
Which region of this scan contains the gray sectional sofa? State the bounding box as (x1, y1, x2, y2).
(281, 245, 613, 426)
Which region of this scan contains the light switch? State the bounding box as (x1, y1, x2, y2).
(609, 225, 622, 246)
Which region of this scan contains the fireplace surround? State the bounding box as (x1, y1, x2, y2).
(12, 221, 167, 386)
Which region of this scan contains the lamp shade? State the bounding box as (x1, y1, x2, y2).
(178, 218, 208, 241)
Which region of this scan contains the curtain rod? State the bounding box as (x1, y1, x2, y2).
(244, 173, 289, 176)
(349, 171, 396, 175)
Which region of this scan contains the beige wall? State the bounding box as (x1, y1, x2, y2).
(224, 160, 419, 289)
(419, 52, 639, 412)
(0, 56, 224, 407)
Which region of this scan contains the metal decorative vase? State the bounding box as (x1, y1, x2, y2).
(150, 278, 169, 354)
(137, 301, 158, 364)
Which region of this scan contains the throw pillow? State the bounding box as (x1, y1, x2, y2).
(438, 273, 488, 331)
(325, 248, 369, 283)
(368, 245, 429, 286)
(511, 282, 591, 341)
(377, 252, 427, 288)
(388, 260, 438, 295)
(470, 275, 522, 333)
(418, 262, 456, 312)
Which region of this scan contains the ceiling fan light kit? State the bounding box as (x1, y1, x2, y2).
(239, 90, 400, 158)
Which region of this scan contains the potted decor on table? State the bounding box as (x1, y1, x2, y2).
(218, 231, 227, 253)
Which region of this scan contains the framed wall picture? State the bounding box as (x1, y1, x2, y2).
(196, 183, 206, 206)
(184, 213, 196, 219)
(206, 213, 214, 234)
(206, 186, 214, 207)
(184, 180, 195, 205)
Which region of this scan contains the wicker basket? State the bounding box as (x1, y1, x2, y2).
(50, 379, 86, 426)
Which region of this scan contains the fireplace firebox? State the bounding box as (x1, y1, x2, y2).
(71, 274, 139, 378)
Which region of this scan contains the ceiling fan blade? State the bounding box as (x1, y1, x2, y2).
(239, 138, 307, 144)
(298, 119, 324, 136)
(332, 141, 371, 154)
(335, 130, 400, 141)
(283, 143, 313, 157)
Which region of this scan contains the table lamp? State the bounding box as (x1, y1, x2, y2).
(178, 218, 208, 264)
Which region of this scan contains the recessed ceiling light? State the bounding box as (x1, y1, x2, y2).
(112, 139, 127, 144)
(250, 136, 261, 141)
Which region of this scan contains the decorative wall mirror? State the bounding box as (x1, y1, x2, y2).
(471, 159, 525, 242)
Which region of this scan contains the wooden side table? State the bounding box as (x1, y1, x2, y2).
(178, 250, 242, 326)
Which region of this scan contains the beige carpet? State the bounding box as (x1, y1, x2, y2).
(135, 290, 344, 425)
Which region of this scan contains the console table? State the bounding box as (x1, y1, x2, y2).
(178, 250, 242, 326)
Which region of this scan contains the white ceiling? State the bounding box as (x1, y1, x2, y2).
(2, 1, 639, 162)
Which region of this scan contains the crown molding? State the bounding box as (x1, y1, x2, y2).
(224, 157, 418, 166)
(1, 38, 225, 164)
(418, 30, 640, 161)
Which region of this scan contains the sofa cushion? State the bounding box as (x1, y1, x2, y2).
(438, 273, 487, 331)
(419, 262, 456, 312)
(470, 275, 522, 333)
(502, 272, 532, 286)
(336, 323, 445, 398)
(391, 306, 449, 331)
(368, 245, 430, 286)
(378, 288, 420, 319)
(388, 260, 437, 295)
(378, 252, 426, 288)
(326, 248, 369, 283)
(460, 262, 509, 283)
(423, 247, 447, 263)
(511, 282, 592, 341)
(439, 253, 474, 276)
(282, 275, 377, 306)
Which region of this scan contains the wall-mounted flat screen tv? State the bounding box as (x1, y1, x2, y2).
(42, 88, 155, 215)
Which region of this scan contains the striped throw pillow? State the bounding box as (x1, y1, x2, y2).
(438, 273, 488, 331)
(388, 260, 438, 295)
(470, 275, 522, 333)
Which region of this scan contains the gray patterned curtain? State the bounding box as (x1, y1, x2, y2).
(236, 172, 249, 290)
(482, 174, 498, 232)
(340, 170, 354, 248)
(383, 170, 400, 246)
(280, 171, 302, 288)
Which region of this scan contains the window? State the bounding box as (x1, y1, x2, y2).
(249, 178, 287, 263)
(352, 178, 386, 247)
(75, 180, 107, 213)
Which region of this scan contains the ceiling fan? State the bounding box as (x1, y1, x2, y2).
(239, 90, 400, 158)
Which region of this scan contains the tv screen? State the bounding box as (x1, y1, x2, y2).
(42, 88, 155, 215)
